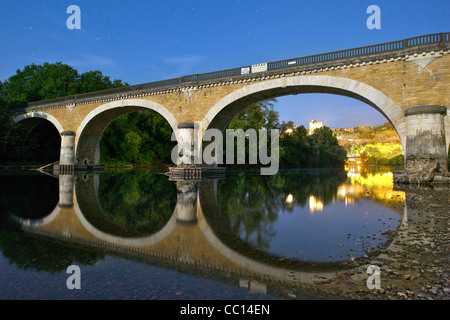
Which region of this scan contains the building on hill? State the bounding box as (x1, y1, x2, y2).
(282, 125, 297, 136)
(308, 119, 323, 135)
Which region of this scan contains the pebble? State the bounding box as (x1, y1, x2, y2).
(313, 188, 449, 301)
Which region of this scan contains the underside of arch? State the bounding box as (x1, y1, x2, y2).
(14, 112, 64, 133)
(201, 75, 407, 151)
(75, 99, 178, 165)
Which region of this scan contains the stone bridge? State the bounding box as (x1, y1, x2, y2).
(10, 32, 450, 181)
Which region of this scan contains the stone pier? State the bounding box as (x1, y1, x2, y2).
(58, 174, 74, 208)
(394, 105, 449, 184)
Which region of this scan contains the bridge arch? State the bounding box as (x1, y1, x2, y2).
(200, 75, 407, 151)
(13, 112, 64, 133)
(13, 112, 63, 163)
(75, 99, 179, 165)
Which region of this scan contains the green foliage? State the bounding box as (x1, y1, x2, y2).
(98, 170, 177, 234)
(337, 122, 404, 165)
(0, 80, 6, 107)
(78, 70, 128, 93)
(0, 108, 22, 159)
(228, 99, 280, 131)
(224, 99, 347, 169)
(100, 111, 175, 165)
(360, 141, 404, 165)
(0, 108, 61, 164)
(280, 120, 295, 133)
(0, 62, 131, 164)
(213, 171, 347, 253)
(122, 131, 142, 163)
(280, 126, 347, 168)
(3, 63, 79, 107)
(279, 125, 309, 166)
(224, 99, 281, 166)
(2, 62, 128, 109)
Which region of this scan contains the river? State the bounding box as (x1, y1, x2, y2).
(0, 166, 447, 300)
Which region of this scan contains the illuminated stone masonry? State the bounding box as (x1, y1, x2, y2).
(8, 33, 450, 182)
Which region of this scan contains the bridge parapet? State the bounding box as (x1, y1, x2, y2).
(8, 32, 449, 114)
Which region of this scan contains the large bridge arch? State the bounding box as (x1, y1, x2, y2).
(200, 75, 407, 152)
(13, 112, 65, 133)
(75, 99, 179, 165)
(13, 112, 64, 163)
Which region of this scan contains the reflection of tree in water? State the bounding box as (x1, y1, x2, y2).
(217, 170, 347, 251)
(221, 173, 279, 251)
(277, 171, 348, 211)
(0, 172, 102, 273)
(0, 211, 103, 274)
(0, 173, 58, 219)
(98, 170, 177, 234)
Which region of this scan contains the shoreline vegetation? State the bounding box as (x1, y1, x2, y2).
(335, 122, 404, 166)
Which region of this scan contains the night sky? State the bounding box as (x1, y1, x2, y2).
(1, 0, 448, 128)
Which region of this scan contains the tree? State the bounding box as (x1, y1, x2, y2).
(280, 120, 295, 133)
(0, 62, 130, 164)
(0, 108, 24, 160)
(0, 80, 5, 107)
(279, 125, 347, 168)
(279, 125, 310, 167)
(2, 62, 128, 109)
(100, 111, 175, 165)
(228, 99, 280, 131)
(305, 126, 347, 167)
(223, 99, 280, 166)
(3, 62, 79, 107)
(78, 70, 128, 93)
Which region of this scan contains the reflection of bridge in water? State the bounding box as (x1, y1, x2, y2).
(12, 173, 440, 298)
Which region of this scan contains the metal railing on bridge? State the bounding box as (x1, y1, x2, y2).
(25, 32, 449, 109)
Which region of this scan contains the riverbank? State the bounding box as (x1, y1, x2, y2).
(302, 186, 449, 300)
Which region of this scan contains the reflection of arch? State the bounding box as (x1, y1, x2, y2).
(14, 112, 64, 133)
(75, 99, 179, 165)
(74, 174, 177, 247)
(197, 180, 337, 284)
(11, 204, 61, 227)
(200, 75, 406, 151)
(196, 178, 411, 284)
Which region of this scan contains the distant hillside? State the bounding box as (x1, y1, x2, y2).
(334, 122, 404, 165)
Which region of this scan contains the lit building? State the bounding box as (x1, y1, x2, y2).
(282, 125, 297, 136)
(308, 119, 323, 135)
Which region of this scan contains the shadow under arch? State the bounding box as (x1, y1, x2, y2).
(14, 112, 64, 134)
(12, 112, 63, 163)
(75, 99, 179, 165)
(3, 172, 60, 224)
(200, 75, 407, 153)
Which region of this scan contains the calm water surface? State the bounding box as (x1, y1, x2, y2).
(0, 167, 407, 299)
